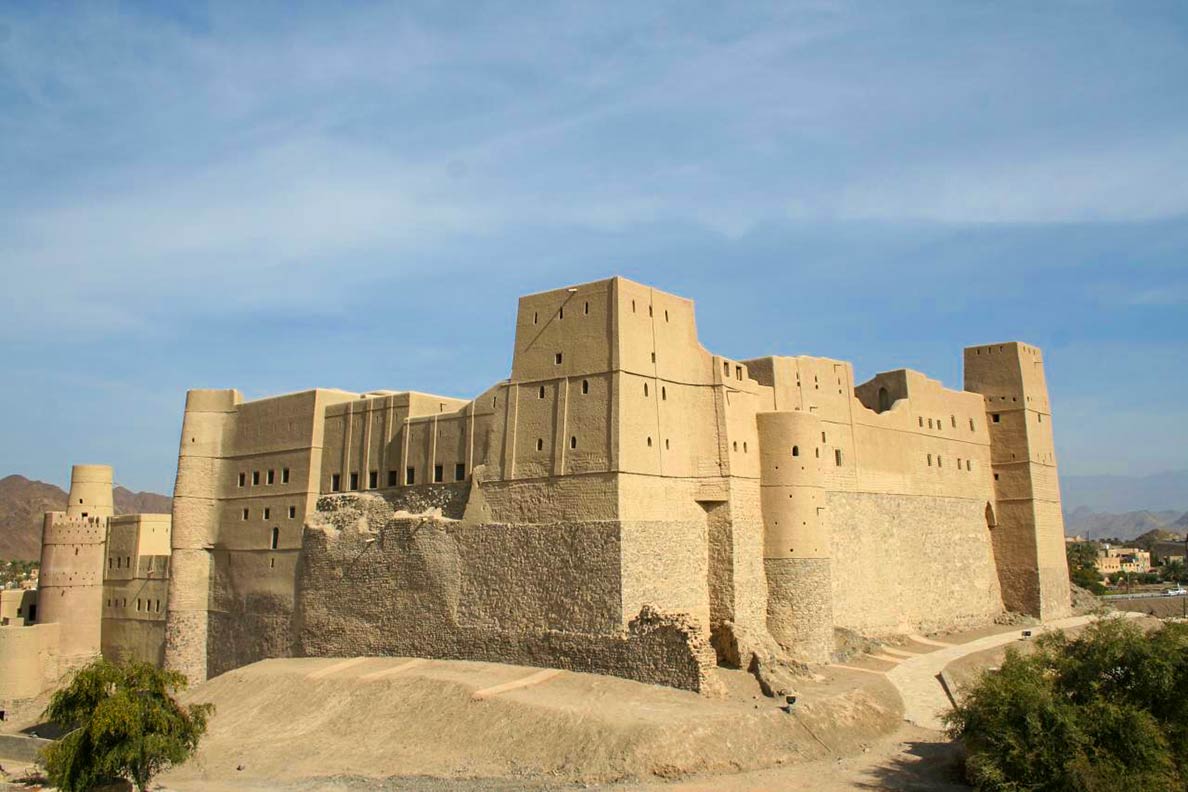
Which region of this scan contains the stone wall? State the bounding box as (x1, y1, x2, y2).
(293, 495, 719, 693)
(828, 492, 1003, 635)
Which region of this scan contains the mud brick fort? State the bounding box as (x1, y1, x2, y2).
(1, 276, 1071, 701)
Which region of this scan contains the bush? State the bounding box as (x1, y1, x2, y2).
(40, 659, 213, 792)
(946, 618, 1188, 791)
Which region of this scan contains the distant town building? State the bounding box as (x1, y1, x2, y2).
(1095, 545, 1151, 575)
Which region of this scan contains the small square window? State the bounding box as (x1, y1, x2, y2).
(331, 474, 341, 492)
(992, 413, 1001, 423)
(455, 463, 466, 481)
(406, 467, 416, 485)
(434, 464, 444, 483)
(349, 472, 359, 490)
(369, 470, 378, 489)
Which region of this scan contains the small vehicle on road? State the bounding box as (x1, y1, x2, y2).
(1163, 586, 1187, 596)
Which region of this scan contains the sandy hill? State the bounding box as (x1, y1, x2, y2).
(0, 474, 171, 561)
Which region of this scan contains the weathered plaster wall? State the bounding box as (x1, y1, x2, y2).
(828, 492, 1003, 634)
(294, 495, 719, 693)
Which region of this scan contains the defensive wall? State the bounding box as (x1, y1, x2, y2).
(159, 276, 1070, 691)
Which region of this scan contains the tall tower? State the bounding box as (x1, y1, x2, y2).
(37, 464, 113, 663)
(164, 389, 239, 684)
(964, 343, 1071, 620)
(758, 411, 833, 662)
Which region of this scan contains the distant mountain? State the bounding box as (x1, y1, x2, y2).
(1061, 470, 1188, 513)
(0, 475, 171, 561)
(1064, 505, 1188, 542)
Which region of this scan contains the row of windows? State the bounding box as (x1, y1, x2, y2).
(330, 464, 466, 491)
(919, 415, 978, 432)
(105, 597, 163, 613)
(108, 556, 131, 569)
(722, 361, 744, 381)
(926, 454, 974, 471)
(532, 300, 677, 325)
(242, 505, 298, 521)
(238, 468, 291, 488)
(789, 445, 845, 466)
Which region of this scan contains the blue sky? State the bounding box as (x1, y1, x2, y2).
(1, 1, 1186, 494)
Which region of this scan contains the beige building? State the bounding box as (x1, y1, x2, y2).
(1095, 545, 1152, 575)
(9, 276, 1072, 698)
(0, 465, 170, 707)
(158, 277, 1071, 692)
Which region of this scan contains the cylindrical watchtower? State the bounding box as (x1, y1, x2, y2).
(37, 464, 113, 663)
(758, 411, 833, 662)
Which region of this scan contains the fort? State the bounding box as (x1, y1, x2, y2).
(1, 276, 1071, 702)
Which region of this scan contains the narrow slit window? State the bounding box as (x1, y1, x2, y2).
(661, 386, 666, 400)
(263, 507, 271, 520)
(270, 527, 279, 550)
(252, 471, 260, 486)
(539, 385, 546, 398)
(554, 352, 563, 365)
(288, 506, 296, 519)
(970, 418, 975, 431)
(558, 306, 564, 319)
(533, 311, 538, 324)
(282, 467, 290, 484)
(584, 301, 589, 315)
(834, 449, 842, 466)
(331, 474, 341, 492)
(570, 436, 577, 449)
(927, 454, 932, 466)
(406, 467, 416, 485)
(267, 469, 275, 485)
(242, 508, 249, 520)
(238, 472, 246, 487)
(582, 379, 589, 394)
(349, 472, 359, 490)
(665, 438, 670, 449)
(434, 464, 444, 483)
(647, 436, 653, 447)
(644, 382, 649, 397)
(536, 438, 544, 451)
(369, 470, 378, 489)
(951, 415, 957, 428)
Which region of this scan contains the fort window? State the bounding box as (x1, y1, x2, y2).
(966, 460, 972, 471)
(137, 599, 141, 612)
(821, 431, 827, 442)
(877, 387, 891, 413)
(263, 507, 271, 520)
(815, 448, 820, 458)
(937, 456, 943, 468)
(927, 418, 933, 429)
(329, 473, 339, 492)
(555, 353, 563, 364)
(651, 352, 656, 362)
(539, 385, 546, 398)
(369, 471, 378, 489)
(267, 469, 275, 485)
(125, 556, 130, 568)
(584, 301, 590, 315)
(918, 417, 924, 427)
(648, 304, 653, 317)
(406, 467, 416, 485)
(792, 445, 799, 457)
(664, 309, 669, 322)
(388, 470, 398, 486)
(271, 527, 279, 550)
(558, 306, 564, 319)
(492, 396, 497, 407)
(434, 464, 444, 483)
(536, 438, 544, 451)
(985, 503, 997, 528)
(1038, 413, 1044, 423)
(270, 557, 276, 568)
(661, 386, 667, 400)
(582, 379, 589, 394)
(665, 438, 670, 449)
(992, 413, 1001, 423)
(108, 557, 113, 569)
(743, 441, 748, 453)
(927, 454, 933, 466)
(252, 471, 260, 486)
(570, 436, 577, 449)
(238, 472, 246, 487)
(724, 361, 730, 377)
(957, 457, 962, 469)
(288, 506, 296, 519)
(533, 311, 538, 324)
(644, 382, 649, 397)
(835, 449, 842, 466)
(282, 468, 290, 484)
(647, 437, 653, 447)
(969, 418, 975, 431)
(735, 366, 743, 380)
(632, 299, 636, 312)
(242, 508, 249, 520)
(349, 472, 359, 491)
(733, 441, 738, 451)
(455, 463, 466, 480)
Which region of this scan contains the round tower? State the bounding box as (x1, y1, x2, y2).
(37, 464, 113, 663)
(64, 464, 115, 519)
(757, 411, 834, 662)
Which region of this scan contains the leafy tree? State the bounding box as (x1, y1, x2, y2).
(41, 659, 213, 792)
(947, 618, 1188, 791)
(1066, 541, 1105, 594)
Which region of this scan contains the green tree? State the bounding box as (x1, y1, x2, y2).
(40, 659, 213, 792)
(1066, 541, 1105, 594)
(946, 618, 1188, 791)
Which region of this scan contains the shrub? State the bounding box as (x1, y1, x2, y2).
(40, 659, 213, 792)
(946, 618, 1188, 791)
